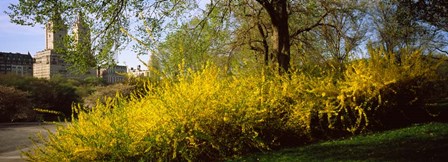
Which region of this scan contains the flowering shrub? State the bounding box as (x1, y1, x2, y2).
(286, 47, 443, 136)
(25, 48, 445, 161)
(26, 65, 285, 161)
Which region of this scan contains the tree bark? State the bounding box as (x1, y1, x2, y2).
(257, 0, 291, 73)
(257, 23, 270, 66)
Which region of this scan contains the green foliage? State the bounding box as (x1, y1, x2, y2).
(83, 83, 136, 108)
(234, 122, 448, 161)
(0, 85, 34, 122)
(154, 14, 231, 77)
(0, 75, 83, 121)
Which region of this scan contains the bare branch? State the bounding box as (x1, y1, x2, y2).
(290, 11, 333, 39)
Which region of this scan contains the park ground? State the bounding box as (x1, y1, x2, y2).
(1, 122, 448, 161)
(0, 122, 57, 162)
(232, 122, 448, 161)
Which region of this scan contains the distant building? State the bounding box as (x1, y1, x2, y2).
(128, 65, 150, 77)
(32, 12, 129, 82)
(33, 12, 96, 79)
(99, 65, 127, 84)
(0, 52, 33, 76)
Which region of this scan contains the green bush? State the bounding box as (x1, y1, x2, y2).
(0, 75, 81, 120)
(0, 85, 34, 122)
(83, 83, 136, 108)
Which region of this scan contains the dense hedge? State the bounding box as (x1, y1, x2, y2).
(0, 75, 86, 121)
(25, 48, 447, 161)
(0, 85, 34, 122)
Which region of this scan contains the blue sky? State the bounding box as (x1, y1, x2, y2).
(0, 0, 148, 70)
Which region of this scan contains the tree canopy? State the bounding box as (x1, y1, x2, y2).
(5, 0, 448, 74)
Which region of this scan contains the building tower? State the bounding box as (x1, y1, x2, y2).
(33, 12, 68, 79)
(34, 11, 95, 79)
(45, 13, 67, 51)
(73, 11, 95, 67)
(73, 11, 92, 57)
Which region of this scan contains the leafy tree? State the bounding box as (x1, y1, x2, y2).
(211, 0, 368, 74)
(397, 0, 448, 32)
(368, 0, 447, 60)
(6, 0, 351, 74)
(154, 14, 231, 76)
(316, 2, 368, 71)
(396, 0, 448, 54)
(213, 0, 344, 73)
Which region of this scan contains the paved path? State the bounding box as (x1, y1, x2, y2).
(0, 122, 58, 162)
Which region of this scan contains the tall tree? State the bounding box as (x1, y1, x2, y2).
(6, 0, 358, 74)
(397, 0, 448, 32)
(396, 0, 448, 54)
(368, 0, 447, 59)
(214, 0, 353, 73)
(317, 1, 367, 71)
(255, 0, 291, 73)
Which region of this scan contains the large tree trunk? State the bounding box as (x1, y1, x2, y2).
(257, 0, 291, 73)
(272, 17, 291, 73)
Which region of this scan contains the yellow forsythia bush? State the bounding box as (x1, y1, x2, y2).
(286, 47, 442, 136)
(25, 48, 444, 161)
(25, 65, 297, 161)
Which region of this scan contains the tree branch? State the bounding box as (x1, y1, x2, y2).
(435, 47, 448, 55)
(290, 11, 333, 39)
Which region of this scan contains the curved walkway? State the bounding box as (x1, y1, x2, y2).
(0, 122, 58, 162)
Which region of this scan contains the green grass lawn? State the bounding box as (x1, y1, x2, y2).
(232, 122, 448, 162)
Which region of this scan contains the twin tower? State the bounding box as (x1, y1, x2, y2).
(33, 12, 94, 79)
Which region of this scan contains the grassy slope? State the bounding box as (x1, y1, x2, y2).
(232, 122, 448, 162)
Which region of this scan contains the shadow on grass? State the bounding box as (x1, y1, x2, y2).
(234, 122, 448, 162)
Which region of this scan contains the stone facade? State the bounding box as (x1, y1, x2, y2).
(33, 50, 59, 78)
(32, 12, 128, 83)
(128, 65, 150, 77)
(99, 65, 127, 84)
(33, 13, 96, 79)
(0, 52, 33, 76)
(33, 50, 97, 79)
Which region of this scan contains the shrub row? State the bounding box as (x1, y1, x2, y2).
(26, 48, 447, 161)
(0, 85, 34, 122)
(0, 75, 103, 121)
